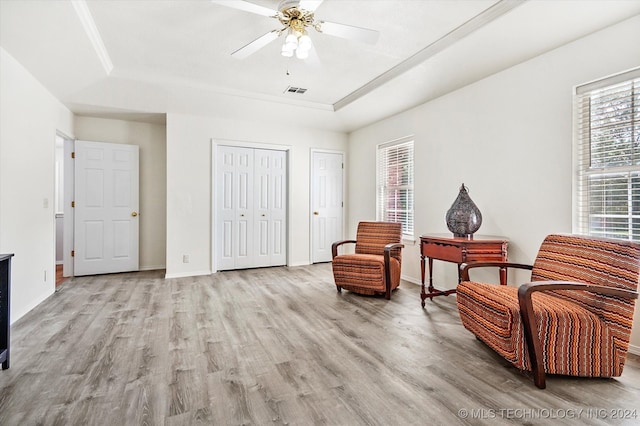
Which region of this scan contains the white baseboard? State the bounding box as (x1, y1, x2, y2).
(140, 265, 166, 271)
(164, 270, 212, 279)
(401, 275, 421, 286)
(629, 344, 640, 357)
(288, 261, 312, 267)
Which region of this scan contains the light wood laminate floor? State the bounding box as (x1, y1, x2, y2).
(1, 263, 639, 425)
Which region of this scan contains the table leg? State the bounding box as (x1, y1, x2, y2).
(499, 266, 507, 285)
(428, 257, 434, 294)
(421, 256, 458, 301)
(420, 255, 426, 308)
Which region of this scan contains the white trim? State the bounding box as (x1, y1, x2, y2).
(376, 136, 415, 238)
(140, 265, 166, 271)
(288, 261, 311, 267)
(164, 270, 212, 279)
(59, 134, 74, 278)
(71, 0, 114, 75)
(629, 343, 640, 357)
(333, 0, 525, 111)
(401, 274, 421, 286)
(376, 134, 415, 150)
(215, 139, 291, 151)
(211, 138, 291, 272)
(575, 66, 640, 95)
(110, 68, 334, 112)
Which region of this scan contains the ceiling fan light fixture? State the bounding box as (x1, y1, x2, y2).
(217, 0, 379, 60)
(285, 33, 298, 48)
(280, 44, 295, 58)
(297, 34, 312, 51)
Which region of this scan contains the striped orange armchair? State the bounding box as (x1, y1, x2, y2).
(331, 221, 404, 300)
(456, 234, 640, 389)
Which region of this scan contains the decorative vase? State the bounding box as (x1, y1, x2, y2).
(445, 183, 482, 238)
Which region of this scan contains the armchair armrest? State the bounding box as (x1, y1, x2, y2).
(383, 242, 404, 254)
(518, 280, 639, 300)
(460, 262, 533, 282)
(383, 243, 405, 265)
(331, 239, 356, 259)
(517, 280, 639, 389)
(383, 243, 404, 300)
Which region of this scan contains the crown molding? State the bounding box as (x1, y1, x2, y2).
(333, 0, 526, 111)
(71, 0, 114, 75)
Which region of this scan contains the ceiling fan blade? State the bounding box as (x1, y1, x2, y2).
(298, 0, 324, 12)
(210, 0, 277, 17)
(317, 21, 379, 44)
(231, 30, 280, 59)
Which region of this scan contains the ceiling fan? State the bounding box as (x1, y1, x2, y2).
(211, 0, 380, 59)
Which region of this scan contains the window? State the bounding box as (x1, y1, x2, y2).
(377, 137, 414, 238)
(575, 68, 640, 240)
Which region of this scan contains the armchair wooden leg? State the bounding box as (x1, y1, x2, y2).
(336, 285, 342, 293)
(384, 256, 392, 300)
(532, 369, 546, 389)
(518, 286, 547, 389)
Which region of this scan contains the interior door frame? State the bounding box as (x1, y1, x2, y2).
(62, 137, 74, 277)
(310, 148, 346, 263)
(211, 139, 291, 273)
(57, 132, 75, 278)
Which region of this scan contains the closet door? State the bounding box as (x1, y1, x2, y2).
(254, 149, 287, 268)
(217, 146, 254, 270)
(217, 146, 287, 270)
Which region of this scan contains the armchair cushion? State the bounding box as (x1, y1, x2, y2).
(457, 282, 610, 376)
(332, 254, 401, 295)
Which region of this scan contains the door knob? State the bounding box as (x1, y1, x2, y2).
(313, 211, 319, 215)
(131, 211, 138, 217)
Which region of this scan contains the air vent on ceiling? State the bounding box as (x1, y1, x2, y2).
(285, 86, 307, 94)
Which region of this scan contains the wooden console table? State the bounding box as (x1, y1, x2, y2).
(420, 234, 507, 308)
(1, 253, 14, 370)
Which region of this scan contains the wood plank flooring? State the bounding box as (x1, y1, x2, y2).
(1, 263, 639, 425)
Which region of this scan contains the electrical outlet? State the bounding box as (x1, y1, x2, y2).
(182, 254, 189, 263)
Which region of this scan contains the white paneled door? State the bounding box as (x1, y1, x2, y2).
(217, 145, 287, 271)
(311, 151, 343, 263)
(74, 140, 139, 276)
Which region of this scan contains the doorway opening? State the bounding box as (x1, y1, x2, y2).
(54, 133, 74, 287)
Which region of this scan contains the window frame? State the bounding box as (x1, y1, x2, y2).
(574, 67, 640, 241)
(376, 136, 415, 240)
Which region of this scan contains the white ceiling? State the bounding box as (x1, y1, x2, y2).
(1, 0, 640, 132)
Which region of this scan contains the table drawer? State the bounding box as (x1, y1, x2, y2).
(422, 243, 463, 263)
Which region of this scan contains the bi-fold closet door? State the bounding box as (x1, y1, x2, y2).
(217, 145, 287, 271)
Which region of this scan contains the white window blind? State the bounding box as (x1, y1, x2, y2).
(377, 137, 414, 237)
(576, 69, 640, 241)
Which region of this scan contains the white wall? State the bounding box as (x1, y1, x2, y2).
(165, 113, 348, 278)
(348, 15, 640, 352)
(74, 116, 167, 271)
(0, 47, 74, 323)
